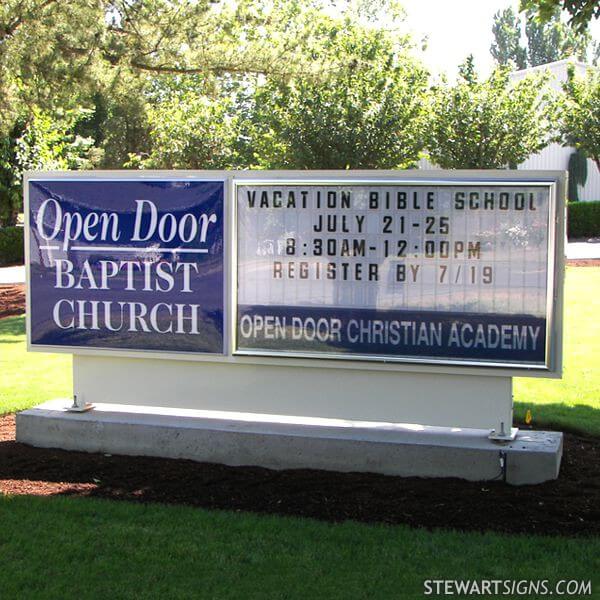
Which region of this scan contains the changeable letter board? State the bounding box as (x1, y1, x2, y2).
(235, 181, 557, 369)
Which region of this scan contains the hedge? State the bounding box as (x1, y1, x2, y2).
(0, 226, 24, 266)
(568, 201, 600, 239)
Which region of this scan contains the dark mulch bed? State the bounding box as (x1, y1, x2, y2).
(0, 284, 25, 319)
(1, 414, 598, 536)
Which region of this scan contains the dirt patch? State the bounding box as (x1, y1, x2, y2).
(0, 414, 598, 536)
(566, 259, 600, 267)
(0, 284, 25, 319)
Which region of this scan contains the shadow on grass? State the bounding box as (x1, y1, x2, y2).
(0, 315, 25, 339)
(514, 401, 600, 437)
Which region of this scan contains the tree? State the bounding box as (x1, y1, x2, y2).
(246, 19, 429, 169)
(491, 8, 527, 69)
(128, 87, 240, 170)
(491, 6, 590, 68)
(0, 124, 23, 228)
(0, 108, 99, 225)
(594, 40, 600, 65)
(0, 0, 371, 222)
(0, 0, 358, 132)
(85, 77, 152, 169)
(14, 109, 101, 173)
(0, 1, 106, 132)
(525, 8, 590, 65)
(424, 57, 554, 169)
(557, 65, 600, 172)
(520, 0, 600, 33)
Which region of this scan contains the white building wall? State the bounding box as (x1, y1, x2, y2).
(418, 156, 435, 170)
(519, 143, 600, 201)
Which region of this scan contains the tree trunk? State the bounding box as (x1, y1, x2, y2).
(0, 190, 19, 227)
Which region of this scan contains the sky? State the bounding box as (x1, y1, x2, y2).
(398, 0, 600, 79)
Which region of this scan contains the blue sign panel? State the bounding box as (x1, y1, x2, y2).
(237, 305, 546, 364)
(29, 179, 224, 354)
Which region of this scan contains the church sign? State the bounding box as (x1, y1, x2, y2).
(26, 171, 563, 374)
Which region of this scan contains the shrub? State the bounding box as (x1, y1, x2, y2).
(567, 149, 587, 202)
(568, 201, 600, 239)
(0, 226, 24, 266)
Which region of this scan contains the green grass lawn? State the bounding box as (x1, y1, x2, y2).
(0, 268, 598, 598)
(2, 267, 599, 435)
(0, 316, 71, 415)
(513, 267, 600, 436)
(0, 495, 597, 599)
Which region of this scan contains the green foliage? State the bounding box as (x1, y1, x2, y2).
(15, 108, 101, 173)
(125, 6, 431, 172)
(520, 0, 600, 33)
(0, 123, 23, 227)
(128, 83, 240, 169)
(567, 200, 600, 238)
(248, 21, 428, 169)
(0, 1, 105, 130)
(98, 0, 345, 81)
(425, 60, 553, 169)
(525, 8, 590, 66)
(80, 85, 151, 170)
(491, 8, 528, 69)
(0, 0, 387, 173)
(557, 66, 600, 173)
(2, 1, 433, 175)
(0, 226, 24, 266)
(0, 108, 102, 225)
(567, 148, 588, 201)
(0, 0, 360, 137)
(491, 5, 591, 68)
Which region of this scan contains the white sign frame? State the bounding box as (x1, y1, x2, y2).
(24, 169, 565, 379)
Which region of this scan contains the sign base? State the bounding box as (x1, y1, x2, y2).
(16, 400, 563, 486)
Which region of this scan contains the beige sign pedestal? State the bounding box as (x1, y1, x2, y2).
(72, 354, 516, 434)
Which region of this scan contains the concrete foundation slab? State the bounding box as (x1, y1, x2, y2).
(16, 400, 563, 485)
